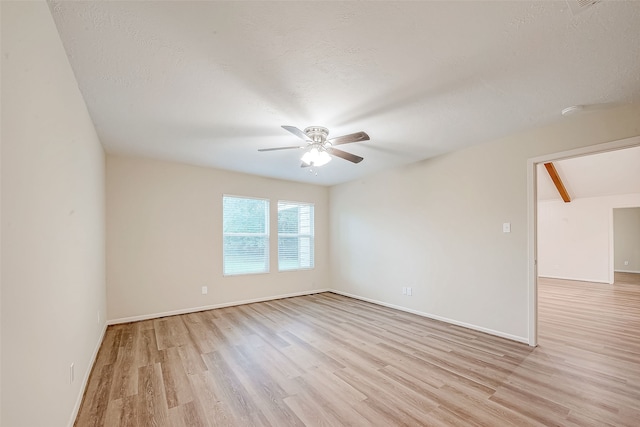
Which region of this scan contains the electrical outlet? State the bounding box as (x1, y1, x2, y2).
(624, 260, 629, 266)
(503, 222, 511, 233)
(70, 363, 75, 384)
(407, 287, 412, 296)
(201, 286, 208, 295)
(402, 287, 407, 295)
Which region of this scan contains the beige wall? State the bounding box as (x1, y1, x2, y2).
(538, 193, 640, 283)
(106, 155, 329, 321)
(330, 104, 640, 342)
(1, 2, 106, 426)
(614, 207, 640, 273)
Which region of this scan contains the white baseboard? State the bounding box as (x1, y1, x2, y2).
(614, 269, 640, 274)
(67, 322, 108, 427)
(109, 287, 529, 344)
(107, 288, 331, 325)
(538, 274, 610, 284)
(328, 290, 529, 345)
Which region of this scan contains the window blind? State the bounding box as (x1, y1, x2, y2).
(278, 201, 314, 271)
(223, 195, 269, 276)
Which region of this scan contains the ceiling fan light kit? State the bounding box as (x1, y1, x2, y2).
(301, 146, 332, 167)
(258, 125, 370, 168)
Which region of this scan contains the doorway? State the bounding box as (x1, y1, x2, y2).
(613, 207, 640, 284)
(527, 135, 640, 346)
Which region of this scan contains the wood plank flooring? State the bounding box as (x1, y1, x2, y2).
(615, 271, 640, 285)
(75, 280, 640, 426)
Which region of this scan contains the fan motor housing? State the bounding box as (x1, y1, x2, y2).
(304, 126, 329, 143)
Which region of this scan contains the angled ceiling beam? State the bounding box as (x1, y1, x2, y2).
(544, 162, 571, 203)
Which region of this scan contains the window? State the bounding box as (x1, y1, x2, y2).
(223, 195, 269, 276)
(278, 201, 314, 271)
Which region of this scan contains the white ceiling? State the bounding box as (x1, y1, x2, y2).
(537, 145, 640, 201)
(49, 1, 640, 186)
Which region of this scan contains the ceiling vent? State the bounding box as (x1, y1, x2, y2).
(567, 0, 602, 15)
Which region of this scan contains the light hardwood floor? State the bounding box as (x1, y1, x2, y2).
(75, 279, 640, 426)
(615, 271, 640, 285)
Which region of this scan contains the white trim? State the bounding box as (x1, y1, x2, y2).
(527, 135, 640, 165)
(329, 290, 529, 345)
(527, 156, 538, 346)
(527, 135, 640, 348)
(107, 289, 331, 325)
(614, 269, 640, 274)
(67, 322, 108, 427)
(108, 286, 528, 343)
(538, 275, 610, 284)
(609, 207, 615, 284)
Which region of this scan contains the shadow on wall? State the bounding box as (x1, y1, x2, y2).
(614, 207, 640, 274)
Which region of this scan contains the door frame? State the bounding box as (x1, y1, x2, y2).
(527, 135, 640, 346)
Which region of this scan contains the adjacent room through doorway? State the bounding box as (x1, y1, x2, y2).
(533, 138, 640, 332)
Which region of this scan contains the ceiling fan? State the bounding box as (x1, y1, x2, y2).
(258, 126, 370, 167)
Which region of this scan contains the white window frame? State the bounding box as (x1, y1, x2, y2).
(222, 195, 270, 276)
(277, 200, 315, 272)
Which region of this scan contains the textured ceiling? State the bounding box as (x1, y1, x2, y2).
(49, 1, 640, 186)
(538, 145, 640, 201)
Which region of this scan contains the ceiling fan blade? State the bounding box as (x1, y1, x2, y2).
(258, 145, 304, 152)
(329, 148, 364, 164)
(282, 125, 311, 141)
(328, 131, 369, 146)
